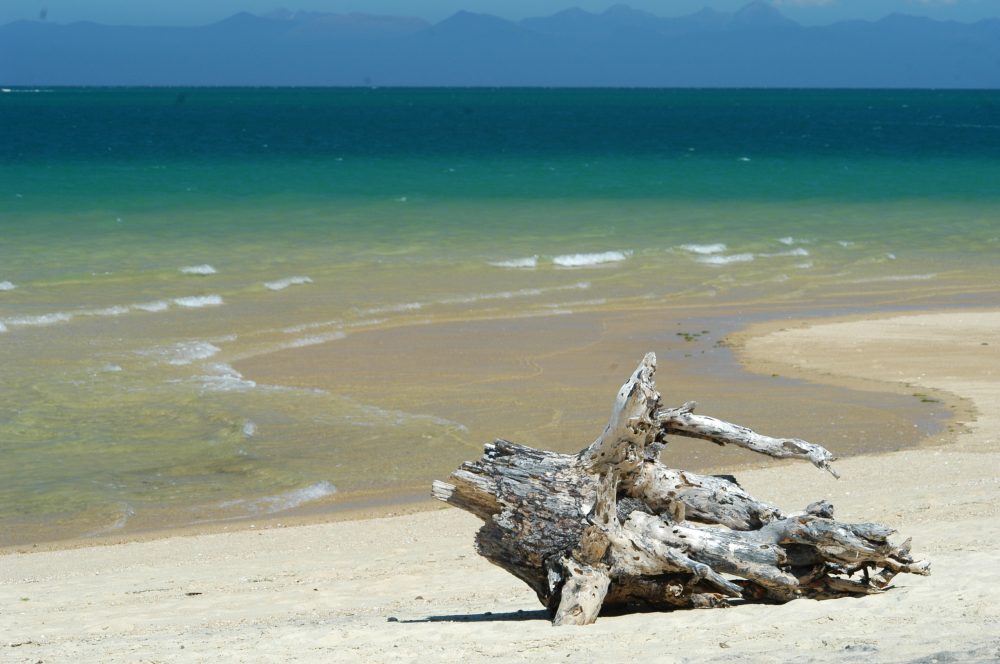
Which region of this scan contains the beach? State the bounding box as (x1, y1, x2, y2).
(4, 88, 1000, 544)
(4, 309, 998, 662)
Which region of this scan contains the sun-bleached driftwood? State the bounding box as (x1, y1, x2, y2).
(432, 353, 929, 625)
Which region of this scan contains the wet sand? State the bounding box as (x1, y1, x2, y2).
(235, 304, 953, 489)
(3, 308, 998, 662)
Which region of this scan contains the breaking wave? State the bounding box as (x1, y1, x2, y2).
(265, 276, 313, 291)
(139, 341, 221, 366)
(552, 250, 631, 267)
(679, 243, 727, 255)
(490, 256, 539, 269)
(172, 295, 223, 308)
(219, 481, 338, 514)
(197, 363, 257, 391)
(2, 312, 74, 327)
(695, 253, 756, 265)
(760, 248, 810, 258)
(179, 264, 218, 276)
(134, 300, 170, 313)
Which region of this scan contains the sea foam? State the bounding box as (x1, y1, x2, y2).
(679, 243, 727, 255)
(696, 253, 755, 265)
(198, 363, 257, 391)
(552, 250, 631, 267)
(179, 264, 217, 276)
(220, 481, 338, 514)
(172, 295, 223, 308)
(264, 276, 313, 291)
(87, 305, 131, 317)
(848, 274, 937, 284)
(760, 248, 810, 258)
(363, 302, 423, 315)
(490, 256, 539, 269)
(169, 341, 221, 365)
(139, 341, 221, 366)
(285, 331, 347, 349)
(133, 300, 170, 313)
(3, 312, 74, 327)
(0, 281, 15, 291)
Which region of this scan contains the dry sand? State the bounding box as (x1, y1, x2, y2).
(3, 310, 999, 663)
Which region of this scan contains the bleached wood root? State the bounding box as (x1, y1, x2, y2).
(658, 402, 840, 477)
(432, 353, 928, 624)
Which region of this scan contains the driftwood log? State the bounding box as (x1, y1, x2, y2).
(432, 353, 929, 625)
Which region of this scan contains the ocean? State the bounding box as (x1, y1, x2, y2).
(1, 87, 998, 545)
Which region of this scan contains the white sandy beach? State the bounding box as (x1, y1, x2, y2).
(3, 310, 999, 663)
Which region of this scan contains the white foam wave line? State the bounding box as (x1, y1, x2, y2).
(440, 288, 542, 305)
(86, 305, 131, 317)
(196, 363, 258, 392)
(282, 318, 342, 334)
(2, 312, 74, 327)
(284, 331, 347, 349)
(242, 421, 257, 438)
(137, 341, 222, 366)
(0, 280, 16, 291)
(218, 481, 337, 514)
(357, 282, 591, 318)
(172, 294, 223, 308)
(0, 322, 6, 333)
(760, 248, 810, 258)
(837, 240, 856, 248)
(441, 281, 592, 305)
(695, 253, 756, 266)
(264, 275, 313, 291)
(133, 300, 170, 313)
(362, 302, 424, 315)
(1, 294, 219, 331)
(542, 298, 608, 308)
(169, 342, 221, 366)
(551, 250, 631, 267)
(845, 274, 937, 284)
(490, 256, 539, 269)
(179, 264, 218, 276)
(347, 318, 388, 328)
(679, 243, 727, 255)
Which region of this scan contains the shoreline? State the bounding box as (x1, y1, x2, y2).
(0, 306, 972, 555)
(3, 300, 966, 551)
(3, 308, 999, 661)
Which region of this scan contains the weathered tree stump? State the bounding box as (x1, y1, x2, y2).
(432, 353, 929, 625)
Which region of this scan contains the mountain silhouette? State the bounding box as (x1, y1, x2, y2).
(2, 3, 998, 87)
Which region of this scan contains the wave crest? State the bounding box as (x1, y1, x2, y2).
(265, 276, 313, 291)
(179, 265, 218, 276)
(552, 250, 631, 267)
(173, 295, 223, 308)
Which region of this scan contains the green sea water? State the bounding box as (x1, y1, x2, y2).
(1, 88, 998, 544)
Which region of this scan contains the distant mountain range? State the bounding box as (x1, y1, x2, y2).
(3, 2, 999, 87)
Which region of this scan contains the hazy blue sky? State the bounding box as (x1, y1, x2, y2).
(3, 0, 999, 26)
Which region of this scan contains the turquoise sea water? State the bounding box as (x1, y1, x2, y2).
(1, 88, 998, 544)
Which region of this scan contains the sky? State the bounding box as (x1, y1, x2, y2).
(2, 0, 999, 26)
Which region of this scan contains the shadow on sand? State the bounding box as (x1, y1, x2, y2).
(394, 609, 550, 624)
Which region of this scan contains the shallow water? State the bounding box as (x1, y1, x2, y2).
(1, 88, 998, 545)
